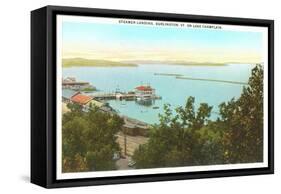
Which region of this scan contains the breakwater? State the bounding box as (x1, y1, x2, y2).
(175, 76, 248, 85)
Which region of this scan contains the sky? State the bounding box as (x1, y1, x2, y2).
(62, 19, 264, 63)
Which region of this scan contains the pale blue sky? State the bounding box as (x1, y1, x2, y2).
(62, 21, 263, 63)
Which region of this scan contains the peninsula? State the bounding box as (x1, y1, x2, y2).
(62, 58, 138, 67)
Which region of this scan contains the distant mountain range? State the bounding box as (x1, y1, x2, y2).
(120, 60, 227, 66)
(62, 58, 257, 68)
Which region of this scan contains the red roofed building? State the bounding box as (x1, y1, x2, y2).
(135, 85, 153, 91)
(71, 94, 93, 105)
(135, 85, 155, 100)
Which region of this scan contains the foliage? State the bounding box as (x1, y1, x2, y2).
(133, 98, 223, 168)
(80, 86, 96, 92)
(133, 64, 264, 168)
(62, 104, 124, 172)
(219, 64, 264, 163)
(62, 64, 264, 171)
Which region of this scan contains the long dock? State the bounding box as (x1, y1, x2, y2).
(90, 92, 161, 101)
(90, 92, 117, 100)
(90, 93, 135, 100)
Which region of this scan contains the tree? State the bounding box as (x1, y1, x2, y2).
(219, 64, 264, 163)
(133, 97, 222, 168)
(62, 105, 124, 172)
(133, 64, 264, 168)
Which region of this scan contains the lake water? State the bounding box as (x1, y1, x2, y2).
(63, 64, 254, 124)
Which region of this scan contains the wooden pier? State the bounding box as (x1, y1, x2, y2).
(90, 92, 117, 100)
(90, 92, 161, 101)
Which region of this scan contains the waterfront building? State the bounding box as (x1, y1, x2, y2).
(71, 94, 93, 105)
(62, 77, 96, 91)
(135, 85, 156, 101)
(62, 89, 80, 103)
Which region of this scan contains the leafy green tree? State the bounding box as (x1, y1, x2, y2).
(219, 64, 264, 163)
(62, 64, 264, 171)
(133, 97, 222, 168)
(133, 64, 264, 168)
(62, 105, 124, 172)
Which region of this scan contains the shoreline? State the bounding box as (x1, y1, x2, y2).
(62, 58, 138, 68)
(62, 58, 259, 68)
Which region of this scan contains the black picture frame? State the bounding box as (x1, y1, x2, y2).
(31, 5, 274, 188)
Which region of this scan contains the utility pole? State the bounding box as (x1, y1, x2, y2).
(124, 128, 127, 156)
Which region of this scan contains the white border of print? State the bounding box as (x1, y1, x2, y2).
(56, 15, 268, 180)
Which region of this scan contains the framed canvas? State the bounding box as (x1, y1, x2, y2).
(31, 5, 274, 188)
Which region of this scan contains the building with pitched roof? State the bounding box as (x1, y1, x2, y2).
(135, 85, 155, 101)
(62, 77, 96, 91)
(62, 89, 80, 103)
(71, 94, 93, 105)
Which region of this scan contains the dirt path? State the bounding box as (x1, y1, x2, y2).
(116, 132, 148, 156)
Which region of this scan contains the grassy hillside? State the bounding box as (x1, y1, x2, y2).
(62, 58, 138, 67)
